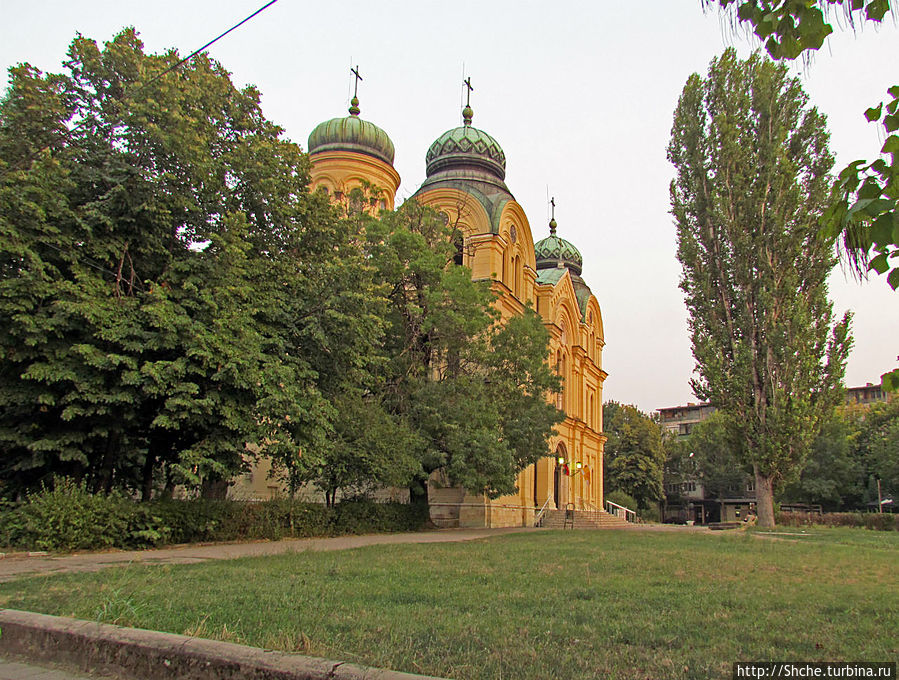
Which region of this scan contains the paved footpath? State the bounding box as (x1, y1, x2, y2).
(0, 658, 109, 679)
(0, 527, 538, 583)
(0, 523, 712, 584)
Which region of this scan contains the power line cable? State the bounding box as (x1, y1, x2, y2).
(136, 0, 280, 93)
(1, 0, 281, 178)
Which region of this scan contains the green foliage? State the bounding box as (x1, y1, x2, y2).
(708, 1, 891, 60)
(0, 479, 170, 551)
(604, 489, 638, 512)
(283, 197, 561, 504)
(0, 486, 427, 551)
(296, 393, 423, 506)
(782, 400, 899, 510)
(360, 201, 562, 500)
(332, 498, 430, 534)
(849, 399, 899, 502)
(602, 402, 665, 510)
(669, 48, 852, 525)
(782, 413, 865, 510)
(0, 30, 379, 497)
(823, 86, 899, 290)
(669, 412, 751, 500)
(706, 1, 899, 291)
(777, 510, 899, 531)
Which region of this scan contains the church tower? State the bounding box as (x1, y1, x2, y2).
(413, 89, 537, 324)
(533, 210, 607, 514)
(306, 69, 400, 212)
(414, 86, 607, 524)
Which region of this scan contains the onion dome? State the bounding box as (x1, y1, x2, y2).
(534, 216, 584, 275)
(425, 104, 506, 181)
(307, 96, 395, 165)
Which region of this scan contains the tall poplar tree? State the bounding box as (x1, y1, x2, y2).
(702, 0, 899, 390)
(668, 49, 852, 527)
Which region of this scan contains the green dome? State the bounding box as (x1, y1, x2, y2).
(535, 220, 583, 276)
(425, 124, 506, 180)
(308, 99, 395, 165)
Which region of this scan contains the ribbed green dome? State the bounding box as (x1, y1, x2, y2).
(308, 100, 395, 165)
(535, 219, 583, 275)
(425, 125, 506, 180)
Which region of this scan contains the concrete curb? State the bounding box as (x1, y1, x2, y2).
(0, 610, 450, 680)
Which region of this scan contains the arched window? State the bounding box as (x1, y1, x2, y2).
(554, 350, 563, 411)
(512, 254, 521, 297)
(559, 352, 567, 412)
(452, 230, 464, 266)
(348, 187, 365, 215)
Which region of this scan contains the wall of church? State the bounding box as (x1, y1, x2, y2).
(304, 132, 607, 528)
(412, 186, 607, 524)
(308, 149, 401, 212)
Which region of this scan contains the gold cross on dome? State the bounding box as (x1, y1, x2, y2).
(351, 65, 363, 98)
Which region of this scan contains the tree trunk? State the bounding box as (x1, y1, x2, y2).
(409, 476, 430, 508)
(201, 478, 229, 500)
(140, 450, 156, 502)
(754, 466, 776, 528)
(94, 429, 121, 494)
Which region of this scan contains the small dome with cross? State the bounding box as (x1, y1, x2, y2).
(425, 80, 506, 182)
(308, 100, 395, 166)
(534, 205, 584, 275)
(308, 67, 395, 166)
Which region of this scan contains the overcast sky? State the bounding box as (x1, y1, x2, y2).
(2, 1, 897, 413)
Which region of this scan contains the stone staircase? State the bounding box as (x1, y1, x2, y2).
(538, 508, 633, 529)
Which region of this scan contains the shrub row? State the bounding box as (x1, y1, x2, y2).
(776, 510, 899, 531)
(0, 481, 429, 552)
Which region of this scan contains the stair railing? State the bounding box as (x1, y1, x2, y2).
(605, 500, 637, 523)
(534, 497, 553, 527)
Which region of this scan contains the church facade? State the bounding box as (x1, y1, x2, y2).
(276, 90, 607, 527)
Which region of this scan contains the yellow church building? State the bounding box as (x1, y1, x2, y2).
(238, 86, 608, 528)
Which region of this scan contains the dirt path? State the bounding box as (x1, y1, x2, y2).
(0, 523, 712, 583)
(0, 528, 535, 582)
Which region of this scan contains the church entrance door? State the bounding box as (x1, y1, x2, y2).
(553, 464, 561, 510)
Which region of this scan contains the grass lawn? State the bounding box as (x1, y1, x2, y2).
(0, 528, 896, 680)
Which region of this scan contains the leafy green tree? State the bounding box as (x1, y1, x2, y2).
(668, 412, 750, 500)
(365, 201, 563, 504)
(0, 30, 378, 498)
(781, 413, 865, 510)
(668, 49, 853, 527)
(850, 399, 899, 505)
(705, 1, 892, 60)
(704, 0, 898, 389)
(602, 401, 665, 511)
(299, 393, 422, 507)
